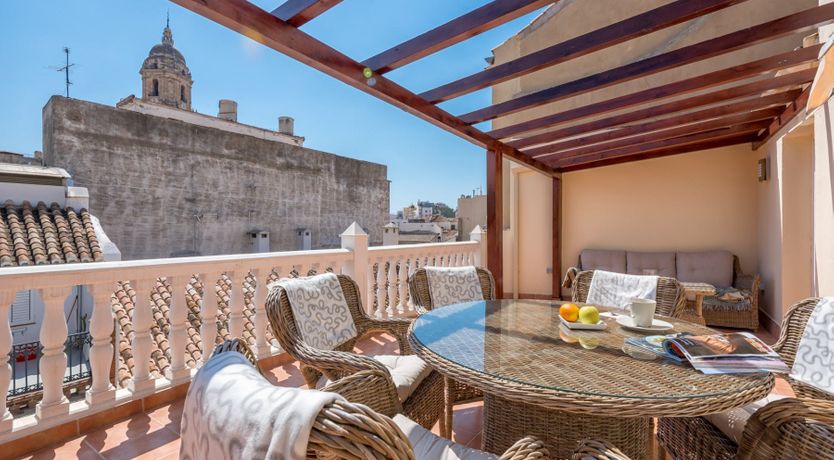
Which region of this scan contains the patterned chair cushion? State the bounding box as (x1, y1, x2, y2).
(319, 354, 432, 401)
(704, 393, 786, 444)
(393, 414, 497, 459)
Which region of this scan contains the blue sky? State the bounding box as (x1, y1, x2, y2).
(1, 1, 546, 212)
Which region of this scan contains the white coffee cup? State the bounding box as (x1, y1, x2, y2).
(630, 298, 657, 327)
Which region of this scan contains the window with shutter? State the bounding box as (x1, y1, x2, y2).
(10, 291, 33, 326)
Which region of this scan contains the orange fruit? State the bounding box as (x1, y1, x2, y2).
(559, 303, 579, 322)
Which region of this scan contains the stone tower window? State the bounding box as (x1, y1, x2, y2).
(180, 85, 186, 102)
(151, 79, 159, 97)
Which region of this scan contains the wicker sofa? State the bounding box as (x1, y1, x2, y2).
(563, 249, 761, 330)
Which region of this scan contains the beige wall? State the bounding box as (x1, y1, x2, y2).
(813, 100, 834, 297)
(456, 195, 487, 241)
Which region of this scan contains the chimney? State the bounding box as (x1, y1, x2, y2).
(218, 99, 238, 122)
(278, 116, 294, 135)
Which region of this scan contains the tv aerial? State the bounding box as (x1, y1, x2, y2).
(49, 47, 75, 98)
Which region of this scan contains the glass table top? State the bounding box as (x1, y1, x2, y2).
(410, 299, 773, 400)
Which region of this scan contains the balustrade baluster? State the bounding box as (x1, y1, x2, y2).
(228, 271, 245, 340)
(387, 258, 397, 316)
(397, 257, 409, 313)
(252, 268, 272, 358)
(86, 283, 117, 405)
(0, 290, 14, 431)
(199, 272, 220, 365)
(129, 279, 155, 393)
(376, 259, 387, 317)
(366, 263, 376, 316)
(166, 275, 191, 383)
(36, 286, 71, 419)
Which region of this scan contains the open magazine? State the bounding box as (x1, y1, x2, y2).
(627, 332, 788, 374)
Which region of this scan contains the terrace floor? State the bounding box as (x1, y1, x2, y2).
(19, 327, 783, 460)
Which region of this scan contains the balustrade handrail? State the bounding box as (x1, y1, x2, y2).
(368, 240, 478, 256)
(0, 248, 353, 290)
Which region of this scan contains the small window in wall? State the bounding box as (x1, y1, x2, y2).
(10, 291, 33, 326)
(151, 79, 159, 97)
(180, 85, 186, 102)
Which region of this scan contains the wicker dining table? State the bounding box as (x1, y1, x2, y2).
(408, 299, 775, 459)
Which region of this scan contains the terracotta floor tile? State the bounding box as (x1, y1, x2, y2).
(146, 398, 184, 434)
(452, 402, 483, 445)
(82, 413, 163, 454)
(23, 437, 102, 460)
(466, 431, 483, 450)
(264, 361, 306, 388)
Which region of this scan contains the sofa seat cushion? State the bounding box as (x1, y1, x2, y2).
(317, 354, 432, 402)
(626, 251, 676, 277)
(393, 414, 498, 459)
(704, 393, 786, 444)
(580, 249, 626, 273)
(676, 251, 734, 287)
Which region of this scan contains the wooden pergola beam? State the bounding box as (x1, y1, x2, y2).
(460, 4, 834, 124)
(548, 122, 769, 169)
(536, 107, 782, 161)
(171, 0, 556, 176)
(363, 0, 552, 74)
(558, 133, 759, 172)
(493, 46, 819, 141)
(271, 0, 342, 27)
(420, 0, 749, 104)
(506, 71, 813, 150)
(525, 97, 792, 158)
(753, 86, 812, 149)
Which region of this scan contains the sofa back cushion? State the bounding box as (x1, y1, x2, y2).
(676, 250, 734, 287)
(580, 249, 626, 273)
(626, 252, 676, 277)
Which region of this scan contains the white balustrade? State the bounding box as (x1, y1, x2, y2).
(36, 286, 71, 420)
(86, 283, 116, 405)
(167, 275, 191, 383)
(0, 290, 13, 432)
(0, 222, 484, 442)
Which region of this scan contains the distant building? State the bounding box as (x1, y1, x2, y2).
(39, 23, 388, 259)
(457, 194, 486, 241)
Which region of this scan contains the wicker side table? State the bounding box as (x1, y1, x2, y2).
(679, 282, 716, 326)
(409, 300, 774, 459)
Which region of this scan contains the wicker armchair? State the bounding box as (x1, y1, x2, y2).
(571, 439, 632, 460)
(408, 266, 494, 428)
(698, 255, 761, 330)
(265, 274, 446, 433)
(408, 267, 496, 315)
(571, 270, 692, 320)
(657, 298, 834, 459)
(211, 339, 552, 460)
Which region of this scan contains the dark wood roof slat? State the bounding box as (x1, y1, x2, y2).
(420, 0, 750, 103)
(558, 133, 758, 172)
(525, 96, 793, 158)
(271, 0, 342, 27)
(548, 121, 768, 169)
(460, 4, 834, 124)
(508, 72, 813, 150)
(753, 86, 812, 149)
(492, 46, 819, 140)
(363, 0, 552, 74)
(535, 107, 782, 161)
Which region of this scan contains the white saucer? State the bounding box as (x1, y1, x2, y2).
(616, 316, 674, 333)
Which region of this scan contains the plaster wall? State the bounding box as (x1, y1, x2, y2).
(43, 96, 388, 260)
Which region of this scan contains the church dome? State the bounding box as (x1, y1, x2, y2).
(141, 27, 190, 78)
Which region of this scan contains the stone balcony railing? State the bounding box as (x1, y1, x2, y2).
(0, 223, 487, 443)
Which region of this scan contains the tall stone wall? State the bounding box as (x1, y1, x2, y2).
(43, 96, 388, 260)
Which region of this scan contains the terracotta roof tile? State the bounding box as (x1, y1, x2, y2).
(0, 201, 103, 267)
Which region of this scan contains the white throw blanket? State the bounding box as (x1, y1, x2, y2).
(426, 266, 484, 307)
(275, 273, 357, 350)
(789, 297, 834, 396)
(586, 270, 658, 310)
(180, 351, 344, 460)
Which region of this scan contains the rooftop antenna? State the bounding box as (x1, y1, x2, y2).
(166, 9, 170, 28)
(56, 47, 74, 98)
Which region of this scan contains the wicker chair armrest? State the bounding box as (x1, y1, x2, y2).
(294, 340, 392, 381)
(571, 439, 631, 459)
(320, 369, 402, 417)
(734, 273, 761, 293)
(311, 398, 415, 460)
(499, 436, 550, 460)
(563, 266, 580, 289)
(738, 398, 834, 460)
(359, 316, 414, 354)
(211, 338, 264, 376)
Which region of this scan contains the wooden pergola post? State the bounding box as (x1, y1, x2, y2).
(486, 147, 503, 298)
(552, 176, 562, 300)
